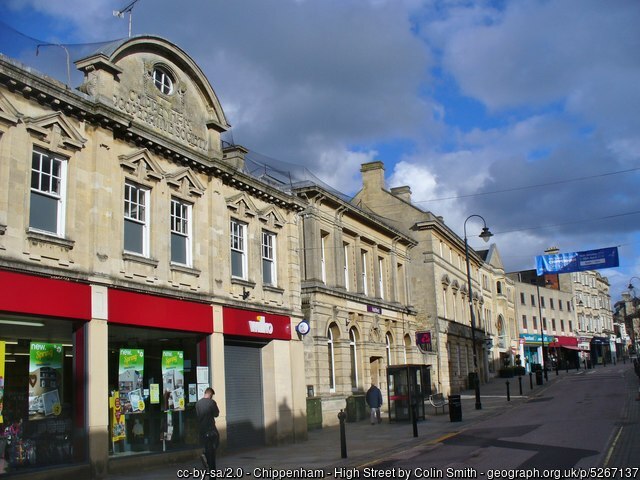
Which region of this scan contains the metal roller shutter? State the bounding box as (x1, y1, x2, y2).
(224, 344, 265, 450)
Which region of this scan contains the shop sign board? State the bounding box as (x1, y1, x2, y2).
(415, 331, 432, 353)
(108, 288, 213, 333)
(519, 333, 554, 345)
(162, 351, 185, 411)
(223, 307, 292, 340)
(28, 342, 63, 419)
(118, 349, 145, 414)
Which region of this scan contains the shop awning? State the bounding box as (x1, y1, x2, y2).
(561, 345, 589, 351)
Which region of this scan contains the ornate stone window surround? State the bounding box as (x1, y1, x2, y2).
(24, 112, 86, 248)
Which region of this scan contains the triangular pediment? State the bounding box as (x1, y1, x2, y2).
(119, 149, 164, 182)
(166, 167, 205, 197)
(24, 112, 86, 152)
(0, 92, 21, 126)
(226, 192, 258, 218)
(485, 244, 504, 270)
(258, 205, 285, 229)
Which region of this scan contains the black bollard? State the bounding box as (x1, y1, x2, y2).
(576, 361, 580, 372)
(529, 372, 533, 390)
(506, 381, 510, 401)
(518, 375, 523, 396)
(338, 410, 347, 458)
(566, 362, 569, 374)
(555, 363, 559, 376)
(411, 402, 418, 438)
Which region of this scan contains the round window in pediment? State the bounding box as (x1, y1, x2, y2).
(152, 66, 174, 95)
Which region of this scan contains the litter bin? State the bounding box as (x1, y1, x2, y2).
(448, 395, 462, 422)
(535, 369, 543, 385)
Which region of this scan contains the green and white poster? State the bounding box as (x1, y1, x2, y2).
(161, 350, 185, 411)
(118, 349, 145, 414)
(28, 342, 63, 419)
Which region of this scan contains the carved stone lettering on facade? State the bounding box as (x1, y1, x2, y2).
(113, 89, 208, 152)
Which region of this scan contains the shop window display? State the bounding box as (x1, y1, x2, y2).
(108, 325, 203, 456)
(0, 319, 82, 475)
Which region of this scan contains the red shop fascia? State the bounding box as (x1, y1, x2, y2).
(0, 269, 216, 455)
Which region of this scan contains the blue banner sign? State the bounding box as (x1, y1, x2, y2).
(535, 247, 619, 275)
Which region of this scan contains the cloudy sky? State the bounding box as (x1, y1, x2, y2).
(2, 0, 639, 299)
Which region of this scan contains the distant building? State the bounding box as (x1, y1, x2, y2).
(507, 270, 581, 370)
(352, 161, 515, 395)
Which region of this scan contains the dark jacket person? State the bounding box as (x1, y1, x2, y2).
(196, 387, 220, 469)
(365, 383, 383, 424)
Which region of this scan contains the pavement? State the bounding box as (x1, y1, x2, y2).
(106, 362, 638, 479)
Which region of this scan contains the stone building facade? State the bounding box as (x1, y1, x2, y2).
(352, 161, 508, 395)
(0, 36, 307, 478)
(294, 183, 419, 426)
(561, 270, 614, 364)
(477, 246, 517, 375)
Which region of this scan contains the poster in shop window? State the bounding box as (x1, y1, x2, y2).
(118, 349, 145, 414)
(28, 342, 63, 419)
(162, 350, 185, 411)
(110, 391, 126, 442)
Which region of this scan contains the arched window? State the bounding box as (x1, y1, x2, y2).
(349, 328, 359, 391)
(496, 281, 503, 294)
(327, 324, 338, 392)
(497, 315, 506, 348)
(403, 334, 411, 363)
(385, 332, 393, 366)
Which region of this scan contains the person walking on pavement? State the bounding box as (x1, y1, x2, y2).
(196, 387, 220, 469)
(366, 383, 383, 425)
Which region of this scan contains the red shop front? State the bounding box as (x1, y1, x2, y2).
(547, 335, 585, 369)
(105, 288, 213, 459)
(0, 269, 91, 476)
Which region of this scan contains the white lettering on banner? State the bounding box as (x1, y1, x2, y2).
(249, 315, 274, 335)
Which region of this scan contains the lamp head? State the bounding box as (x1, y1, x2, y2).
(628, 282, 634, 291)
(479, 227, 493, 243)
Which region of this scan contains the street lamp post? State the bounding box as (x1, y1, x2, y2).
(535, 281, 548, 381)
(627, 278, 640, 354)
(464, 215, 493, 411)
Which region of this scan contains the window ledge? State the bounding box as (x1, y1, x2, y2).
(123, 252, 159, 267)
(170, 263, 201, 277)
(264, 285, 284, 294)
(27, 230, 74, 250)
(231, 278, 256, 288)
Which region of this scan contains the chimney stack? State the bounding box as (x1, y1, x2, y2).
(391, 186, 412, 203)
(360, 161, 385, 190)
